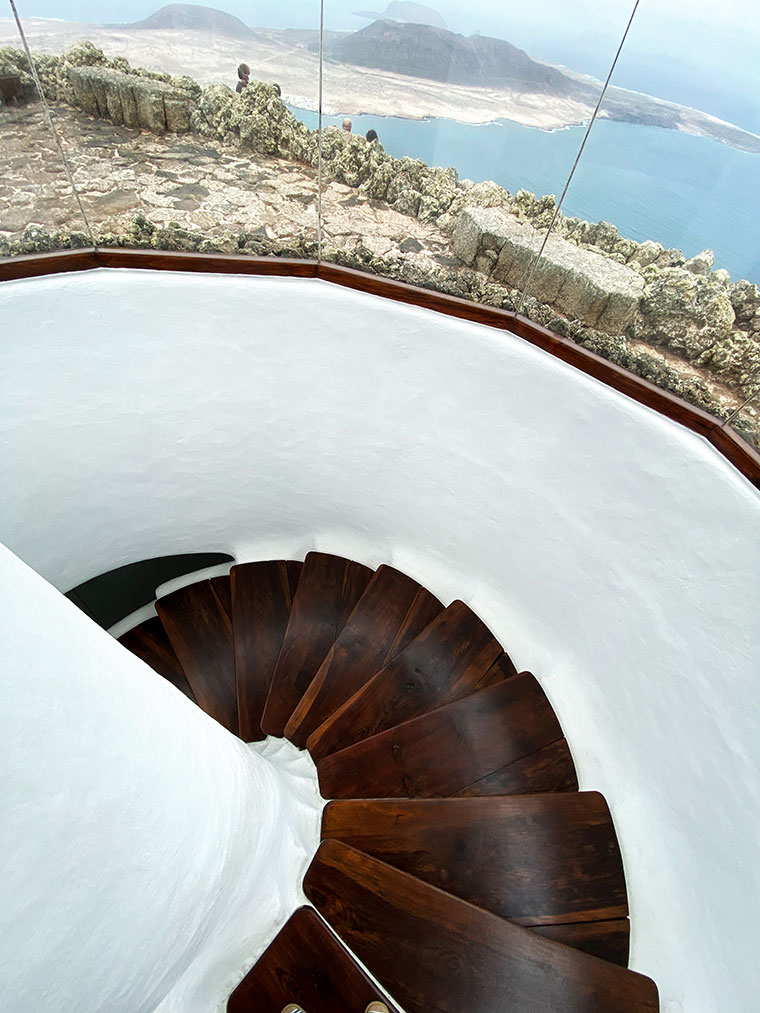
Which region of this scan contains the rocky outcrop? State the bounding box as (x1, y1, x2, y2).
(630, 266, 735, 359)
(191, 81, 314, 161)
(453, 207, 645, 334)
(67, 65, 196, 133)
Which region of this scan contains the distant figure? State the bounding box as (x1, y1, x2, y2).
(342, 117, 352, 133)
(366, 128, 378, 143)
(236, 63, 250, 93)
(272, 82, 282, 96)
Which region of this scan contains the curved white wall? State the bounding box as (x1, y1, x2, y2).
(0, 542, 321, 1013)
(1, 268, 759, 1012)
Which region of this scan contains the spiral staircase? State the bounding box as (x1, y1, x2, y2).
(116, 549, 659, 1012)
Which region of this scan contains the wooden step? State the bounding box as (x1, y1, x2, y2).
(534, 919, 630, 967)
(285, 565, 443, 747)
(321, 794, 628, 936)
(209, 573, 232, 618)
(231, 560, 301, 741)
(316, 673, 568, 798)
(456, 736, 578, 795)
(118, 616, 195, 702)
(307, 600, 503, 762)
(304, 841, 658, 1013)
(156, 579, 237, 733)
(260, 552, 373, 736)
(227, 906, 399, 1013)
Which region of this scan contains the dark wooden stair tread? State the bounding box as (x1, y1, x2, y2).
(156, 579, 237, 733)
(306, 599, 503, 762)
(227, 906, 400, 1013)
(455, 736, 578, 795)
(535, 919, 630, 967)
(231, 560, 300, 741)
(285, 565, 443, 747)
(316, 673, 568, 798)
(322, 794, 627, 929)
(260, 552, 373, 736)
(118, 616, 195, 702)
(304, 841, 658, 1013)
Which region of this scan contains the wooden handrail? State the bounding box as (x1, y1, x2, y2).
(2, 247, 758, 490)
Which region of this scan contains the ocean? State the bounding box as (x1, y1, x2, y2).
(293, 108, 760, 284)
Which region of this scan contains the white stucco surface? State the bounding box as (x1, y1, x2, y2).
(1, 268, 759, 1011)
(0, 543, 322, 1013)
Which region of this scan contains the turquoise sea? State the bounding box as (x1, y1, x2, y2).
(293, 108, 760, 284)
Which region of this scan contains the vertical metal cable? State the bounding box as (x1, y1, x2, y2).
(721, 380, 760, 428)
(9, 0, 96, 247)
(516, 0, 640, 315)
(316, 0, 325, 260)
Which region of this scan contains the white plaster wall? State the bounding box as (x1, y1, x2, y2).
(0, 543, 322, 1013)
(1, 269, 759, 1011)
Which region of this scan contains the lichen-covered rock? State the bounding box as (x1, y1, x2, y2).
(510, 189, 558, 230)
(230, 82, 311, 160)
(191, 82, 236, 138)
(454, 206, 645, 334)
(629, 239, 664, 269)
(0, 224, 90, 256)
(729, 279, 760, 324)
(319, 128, 396, 192)
(66, 64, 195, 133)
(696, 328, 760, 390)
(0, 47, 37, 102)
(685, 249, 714, 275)
(570, 219, 620, 255)
(437, 178, 509, 232)
(713, 268, 731, 286)
(631, 267, 735, 359)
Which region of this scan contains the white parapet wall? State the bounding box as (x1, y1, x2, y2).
(0, 542, 322, 1013)
(1, 268, 760, 1011)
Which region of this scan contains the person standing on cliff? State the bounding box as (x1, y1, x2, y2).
(342, 117, 352, 133)
(236, 63, 250, 93)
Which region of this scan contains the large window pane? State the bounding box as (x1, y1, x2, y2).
(1, 2, 320, 258)
(517, 0, 760, 443)
(0, 8, 92, 256)
(315, 1, 633, 294)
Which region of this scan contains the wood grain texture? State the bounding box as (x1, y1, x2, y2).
(227, 906, 400, 1013)
(209, 574, 232, 618)
(534, 919, 630, 968)
(316, 673, 564, 798)
(304, 840, 659, 1013)
(260, 552, 373, 736)
(307, 600, 503, 762)
(118, 616, 195, 701)
(231, 560, 296, 741)
(321, 794, 628, 926)
(156, 579, 237, 733)
(285, 565, 442, 747)
(455, 737, 578, 796)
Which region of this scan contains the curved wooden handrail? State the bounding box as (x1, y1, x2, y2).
(2, 247, 758, 490)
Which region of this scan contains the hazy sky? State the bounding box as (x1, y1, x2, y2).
(9, 0, 760, 131)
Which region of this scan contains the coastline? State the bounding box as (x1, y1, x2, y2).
(3, 18, 759, 153)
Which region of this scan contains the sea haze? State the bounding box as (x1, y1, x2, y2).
(296, 108, 760, 283)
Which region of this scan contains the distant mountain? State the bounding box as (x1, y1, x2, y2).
(328, 20, 587, 95)
(126, 4, 254, 38)
(353, 2, 447, 30)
